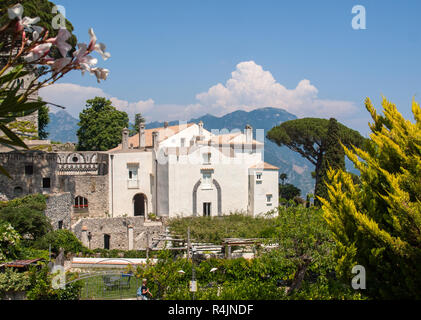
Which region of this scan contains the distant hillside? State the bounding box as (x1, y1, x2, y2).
(47, 108, 316, 195)
(46, 110, 78, 143)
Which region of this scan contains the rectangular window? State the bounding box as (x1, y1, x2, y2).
(58, 221, 63, 230)
(202, 172, 212, 188)
(25, 165, 34, 175)
(42, 178, 51, 189)
(128, 168, 138, 180)
(202, 153, 211, 165)
(203, 203, 211, 217)
(266, 194, 273, 206)
(181, 138, 186, 147)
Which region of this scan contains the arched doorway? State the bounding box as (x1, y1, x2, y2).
(133, 194, 147, 217)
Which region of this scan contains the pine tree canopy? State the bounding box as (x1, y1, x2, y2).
(320, 97, 421, 299)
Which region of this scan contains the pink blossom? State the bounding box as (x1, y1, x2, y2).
(51, 57, 72, 75)
(24, 43, 52, 63)
(46, 28, 72, 58)
(87, 28, 111, 60)
(90, 67, 109, 83)
(8, 4, 42, 35)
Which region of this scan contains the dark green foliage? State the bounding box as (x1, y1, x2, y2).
(38, 104, 50, 139)
(279, 183, 301, 201)
(267, 118, 365, 205)
(314, 118, 346, 205)
(0, 194, 51, 241)
(130, 113, 145, 135)
(34, 229, 87, 255)
(76, 97, 129, 151)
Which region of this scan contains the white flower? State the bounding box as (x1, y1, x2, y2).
(51, 57, 72, 75)
(47, 28, 72, 57)
(7, 4, 23, 20)
(90, 67, 109, 83)
(88, 28, 111, 60)
(94, 42, 111, 61)
(8, 4, 43, 37)
(24, 43, 52, 63)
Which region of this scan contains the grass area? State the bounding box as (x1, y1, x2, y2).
(79, 274, 142, 300)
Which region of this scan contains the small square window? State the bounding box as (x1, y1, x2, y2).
(266, 194, 273, 204)
(43, 178, 51, 189)
(202, 172, 212, 188)
(25, 165, 34, 175)
(181, 138, 186, 147)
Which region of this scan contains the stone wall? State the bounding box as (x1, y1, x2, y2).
(72, 217, 165, 251)
(0, 151, 59, 199)
(45, 193, 72, 230)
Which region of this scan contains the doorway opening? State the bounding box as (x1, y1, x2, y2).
(203, 202, 211, 217)
(133, 194, 147, 217)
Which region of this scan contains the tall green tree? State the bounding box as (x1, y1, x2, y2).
(77, 97, 129, 151)
(320, 97, 421, 299)
(130, 113, 146, 135)
(267, 118, 365, 205)
(279, 183, 301, 201)
(314, 118, 346, 205)
(38, 104, 50, 140)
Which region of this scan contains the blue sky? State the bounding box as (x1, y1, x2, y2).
(38, 0, 421, 136)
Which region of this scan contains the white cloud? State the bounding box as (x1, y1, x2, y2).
(196, 61, 358, 118)
(39, 83, 156, 122)
(39, 61, 360, 125)
(109, 97, 155, 120)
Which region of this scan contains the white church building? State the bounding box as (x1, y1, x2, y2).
(107, 121, 279, 218)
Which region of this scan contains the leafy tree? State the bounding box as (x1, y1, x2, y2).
(279, 183, 301, 201)
(320, 97, 421, 299)
(0, 194, 51, 241)
(77, 97, 129, 151)
(267, 118, 365, 205)
(280, 173, 288, 185)
(314, 118, 346, 206)
(38, 104, 50, 139)
(0, 221, 21, 261)
(34, 229, 87, 255)
(130, 113, 146, 135)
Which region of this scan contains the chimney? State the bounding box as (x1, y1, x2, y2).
(245, 124, 253, 144)
(122, 128, 130, 150)
(139, 123, 146, 148)
(198, 121, 204, 138)
(164, 121, 169, 128)
(152, 131, 160, 149)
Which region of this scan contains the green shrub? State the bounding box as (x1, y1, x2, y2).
(0, 269, 31, 298)
(34, 229, 88, 255)
(0, 194, 51, 241)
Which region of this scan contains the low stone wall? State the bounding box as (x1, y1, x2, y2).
(72, 217, 165, 251)
(45, 193, 72, 230)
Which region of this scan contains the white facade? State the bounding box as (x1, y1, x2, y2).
(108, 123, 279, 218)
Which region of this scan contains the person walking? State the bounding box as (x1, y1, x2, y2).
(137, 279, 153, 300)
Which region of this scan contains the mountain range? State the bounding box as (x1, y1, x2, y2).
(46, 107, 315, 195)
